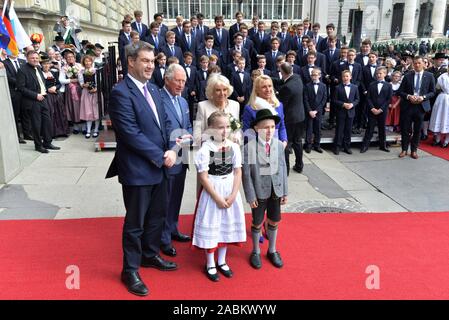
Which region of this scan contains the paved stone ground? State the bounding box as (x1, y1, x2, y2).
(1, 134, 448, 221)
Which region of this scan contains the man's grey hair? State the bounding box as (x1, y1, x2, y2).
(164, 63, 186, 80)
(125, 41, 154, 61)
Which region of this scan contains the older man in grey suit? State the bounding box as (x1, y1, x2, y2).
(243, 109, 288, 270)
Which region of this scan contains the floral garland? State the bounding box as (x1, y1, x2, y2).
(228, 113, 242, 132)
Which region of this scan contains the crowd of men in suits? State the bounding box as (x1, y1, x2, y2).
(115, 10, 446, 159)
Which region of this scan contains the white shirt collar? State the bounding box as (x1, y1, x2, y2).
(127, 73, 147, 96)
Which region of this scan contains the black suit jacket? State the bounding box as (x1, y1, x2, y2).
(4, 58, 26, 92)
(196, 25, 210, 44)
(300, 65, 324, 84)
(131, 22, 149, 40)
(317, 37, 342, 52)
(196, 47, 220, 66)
(227, 47, 251, 70)
(251, 32, 269, 54)
(172, 26, 184, 44)
(179, 33, 199, 64)
(16, 63, 46, 109)
(158, 24, 169, 39)
(118, 32, 131, 75)
(161, 44, 184, 65)
(150, 66, 166, 89)
(333, 83, 360, 118)
(300, 51, 327, 71)
(355, 53, 370, 67)
(290, 35, 304, 52)
(361, 65, 380, 93)
(229, 23, 241, 42)
(277, 32, 293, 53)
(265, 51, 284, 72)
(366, 81, 393, 113)
(304, 82, 328, 113)
(145, 34, 166, 54)
(195, 68, 209, 102)
(398, 71, 436, 113)
(347, 62, 363, 87)
(323, 48, 340, 75)
(278, 74, 306, 124)
(230, 70, 252, 105)
(183, 65, 198, 97)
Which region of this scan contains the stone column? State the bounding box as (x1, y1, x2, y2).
(431, 0, 447, 38)
(401, 0, 418, 39)
(0, 69, 22, 183)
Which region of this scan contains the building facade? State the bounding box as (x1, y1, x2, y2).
(8, 0, 146, 51)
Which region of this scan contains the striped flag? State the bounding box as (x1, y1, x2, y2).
(9, 1, 31, 50)
(1, 0, 19, 56)
(0, 15, 10, 50)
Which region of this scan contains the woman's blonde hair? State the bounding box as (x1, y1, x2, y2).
(205, 74, 234, 101)
(248, 75, 280, 110)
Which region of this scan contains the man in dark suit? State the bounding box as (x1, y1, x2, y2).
(295, 36, 310, 67)
(317, 23, 342, 52)
(398, 56, 436, 159)
(278, 62, 306, 174)
(264, 38, 284, 72)
(262, 24, 282, 54)
(251, 21, 269, 55)
(304, 68, 327, 153)
(358, 51, 380, 132)
(310, 23, 324, 49)
(4, 53, 27, 143)
(328, 46, 349, 129)
(151, 53, 167, 88)
(302, 19, 314, 37)
(301, 40, 327, 71)
(230, 57, 252, 113)
(278, 22, 292, 53)
(162, 31, 184, 65)
(196, 13, 210, 45)
(171, 15, 184, 45)
(228, 32, 251, 70)
(355, 39, 372, 67)
(240, 24, 257, 69)
(285, 51, 302, 74)
(154, 13, 169, 39)
(300, 51, 325, 84)
(160, 63, 193, 257)
(106, 42, 178, 297)
(209, 15, 230, 65)
(195, 55, 210, 102)
(248, 16, 259, 39)
(178, 20, 199, 65)
(182, 52, 198, 122)
(346, 49, 363, 88)
(322, 36, 340, 75)
(16, 51, 60, 153)
(290, 24, 305, 52)
(360, 67, 393, 153)
(229, 11, 244, 41)
(145, 22, 166, 54)
(333, 70, 360, 155)
(196, 35, 220, 66)
(118, 20, 132, 76)
(131, 10, 148, 40)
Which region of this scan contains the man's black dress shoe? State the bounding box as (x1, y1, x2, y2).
(204, 265, 219, 282)
(304, 146, 312, 153)
(121, 271, 149, 296)
(313, 146, 323, 153)
(141, 255, 178, 271)
(161, 245, 177, 257)
(379, 146, 390, 152)
(35, 147, 49, 153)
(267, 251, 284, 268)
(343, 148, 353, 155)
(217, 263, 233, 278)
(19, 138, 26, 144)
(171, 232, 191, 242)
(43, 144, 60, 150)
(292, 165, 303, 174)
(360, 146, 368, 153)
(23, 135, 33, 140)
(250, 252, 262, 269)
(333, 148, 340, 155)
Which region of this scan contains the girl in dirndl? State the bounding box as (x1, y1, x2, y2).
(193, 111, 246, 282)
(79, 55, 100, 138)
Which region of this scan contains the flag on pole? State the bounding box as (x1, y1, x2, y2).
(9, 1, 31, 50)
(0, 15, 10, 50)
(1, 0, 19, 56)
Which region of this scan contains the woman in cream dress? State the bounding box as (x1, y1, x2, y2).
(193, 74, 241, 146)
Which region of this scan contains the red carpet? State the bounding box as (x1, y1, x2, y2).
(2, 213, 449, 300)
(419, 133, 449, 161)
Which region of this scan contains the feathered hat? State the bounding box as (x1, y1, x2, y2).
(30, 33, 44, 44)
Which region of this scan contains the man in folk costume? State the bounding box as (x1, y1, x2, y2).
(54, 15, 81, 52)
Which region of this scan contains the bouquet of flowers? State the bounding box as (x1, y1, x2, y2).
(228, 113, 242, 132)
(83, 69, 96, 90)
(66, 65, 79, 79)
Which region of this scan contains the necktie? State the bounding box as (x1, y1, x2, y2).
(259, 32, 263, 41)
(237, 23, 239, 31)
(282, 33, 285, 40)
(415, 73, 421, 94)
(272, 51, 276, 60)
(330, 50, 334, 57)
(207, 49, 211, 57)
(14, 60, 20, 72)
(218, 29, 221, 42)
(35, 68, 46, 95)
(154, 36, 159, 49)
(138, 23, 141, 35)
(143, 85, 160, 126)
(173, 96, 183, 122)
(187, 34, 191, 48)
(265, 142, 270, 157)
(170, 46, 175, 56)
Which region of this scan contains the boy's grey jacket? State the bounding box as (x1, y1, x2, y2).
(242, 137, 288, 204)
